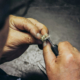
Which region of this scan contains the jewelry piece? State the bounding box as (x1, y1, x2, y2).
(41, 34, 50, 42)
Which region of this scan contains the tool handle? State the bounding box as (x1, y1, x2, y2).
(51, 44, 58, 56)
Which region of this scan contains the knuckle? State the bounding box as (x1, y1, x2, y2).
(9, 15, 13, 21)
(58, 42, 62, 46)
(23, 18, 28, 22)
(9, 15, 15, 19)
(65, 54, 74, 63)
(27, 18, 38, 22)
(27, 18, 33, 20)
(9, 15, 13, 18)
(59, 41, 69, 46)
(63, 54, 75, 68)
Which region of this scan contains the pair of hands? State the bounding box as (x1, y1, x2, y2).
(1, 15, 80, 80)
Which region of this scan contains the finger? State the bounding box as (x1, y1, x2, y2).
(73, 47, 79, 53)
(27, 18, 49, 35)
(43, 41, 56, 67)
(9, 15, 42, 39)
(58, 41, 74, 55)
(8, 28, 42, 45)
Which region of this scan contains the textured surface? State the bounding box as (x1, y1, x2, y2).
(0, 1, 80, 80)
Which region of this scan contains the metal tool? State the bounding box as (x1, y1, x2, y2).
(47, 38, 59, 56)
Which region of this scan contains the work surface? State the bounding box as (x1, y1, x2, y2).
(0, 3, 80, 80)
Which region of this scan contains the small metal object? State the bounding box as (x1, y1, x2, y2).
(38, 34, 50, 50)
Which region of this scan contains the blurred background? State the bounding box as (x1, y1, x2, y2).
(0, 0, 80, 80)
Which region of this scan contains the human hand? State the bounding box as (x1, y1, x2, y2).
(43, 41, 80, 80)
(0, 15, 48, 64)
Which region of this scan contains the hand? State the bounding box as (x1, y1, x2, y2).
(43, 41, 80, 80)
(0, 15, 48, 64)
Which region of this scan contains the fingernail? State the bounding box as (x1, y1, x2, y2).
(43, 41, 47, 47)
(36, 33, 42, 39)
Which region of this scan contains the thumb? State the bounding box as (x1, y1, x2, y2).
(43, 41, 56, 67)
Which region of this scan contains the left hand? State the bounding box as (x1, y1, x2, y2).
(0, 15, 48, 64)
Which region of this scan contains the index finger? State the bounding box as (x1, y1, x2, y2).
(43, 41, 56, 68)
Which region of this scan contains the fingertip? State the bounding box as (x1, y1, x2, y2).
(43, 41, 50, 48)
(43, 41, 52, 55)
(36, 33, 42, 39)
(43, 41, 56, 66)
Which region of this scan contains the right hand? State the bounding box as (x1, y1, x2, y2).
(0, 15, 48, 64)
(43, 41, 80, 80)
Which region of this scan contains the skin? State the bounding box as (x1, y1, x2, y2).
(0, 18, 9, 57)
(0, 15, 48, 64)
(0, 15, 80, 80)
(43, 41, 80, 80)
